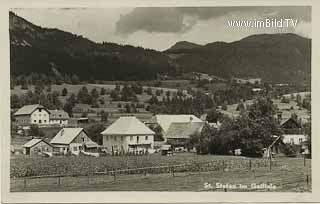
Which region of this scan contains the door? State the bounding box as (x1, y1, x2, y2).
(26, 148, 30, 155)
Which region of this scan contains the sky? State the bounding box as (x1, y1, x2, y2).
(12, 7, 311, 51)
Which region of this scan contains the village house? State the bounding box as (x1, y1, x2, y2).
(49, 109, 70, 125)
(14, 104, 51, 127)
(22, 138, 53, 156)
(101, 116, 155, 154)
(146, 114, 204, 148)
(50, 128, 98, 155)
(192, 72, 213, 82)
(232, 77, 262, 85)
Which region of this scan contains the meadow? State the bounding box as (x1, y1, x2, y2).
(10, 154, 311, 192)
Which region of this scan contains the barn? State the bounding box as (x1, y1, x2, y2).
(51, 128, 98, 155)
(22, 138, 53, 156)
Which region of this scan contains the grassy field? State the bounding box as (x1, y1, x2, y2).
(221, 97, 310, 120)
(10, 156, 311, 192)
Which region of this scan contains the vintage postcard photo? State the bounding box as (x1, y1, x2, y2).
(1, 0, 319, 203)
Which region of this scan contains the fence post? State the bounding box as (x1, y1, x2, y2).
(269, 158, 272, 171)
(306, 175, 309, 185)
(222, 160, 225, 172)
(249, 160, 252, 170)
(172, 166, 175, 177)
(304, 155, 306, 167)
(113, 169, 116, 182)
(24, 178, 27, 189)
(58, 176, 61, 186)
(144, 168, 147, 176)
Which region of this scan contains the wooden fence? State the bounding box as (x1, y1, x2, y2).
(12, 158, 279, 189)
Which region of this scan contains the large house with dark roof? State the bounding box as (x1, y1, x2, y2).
(14, 104, 70, 127)
(14, 104, 50, 126)
(146, 114, 204, 147)
(101, 116, 155, 154)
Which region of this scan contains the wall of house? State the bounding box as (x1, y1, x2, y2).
(15, 115, 30, 126)
(102, 134, 154, 153)
(25, 141, 53, 156)
(49, 119, 69, 125)
(31, 109, 50, 125)
(283, 134, 307, 145)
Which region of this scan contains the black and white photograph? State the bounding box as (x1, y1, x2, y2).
(2, 1, 319, 203)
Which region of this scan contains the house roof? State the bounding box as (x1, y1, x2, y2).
(154, 114, 203, 133)
(23, 139, 51, 148)
(280, 117, 301, 128)
(49, 109, 70, 119)
(165, 122, 204, 139)
(14, 104, 47, 116)
(51, 128, 84, 144)
(101, 116, 155, 135)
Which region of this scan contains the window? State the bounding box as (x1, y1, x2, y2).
(44, 120, 46, 123)
(34, 120, 36, 122)
(39, 109, 42, 112)
(290, 138, 294, 145)
(74, 146, 78, 151)
(121, 136, 124, 141)
(137, 136, 139, 143)
(130, 136, 133, 141)
(82, 138, 85, 142)
(299, 138, 303, 144)
(39, 120, 42, 123)
(145, 136, 148, 140)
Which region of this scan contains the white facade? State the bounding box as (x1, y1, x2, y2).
(49, 119, 69, 125)
(282, 134, 307, 145)
(30, 109, 50, 125)
(102, 134, 154, 153)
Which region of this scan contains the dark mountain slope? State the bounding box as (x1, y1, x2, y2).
(9, 12, 174, 81)
(166, 33, 311, 84)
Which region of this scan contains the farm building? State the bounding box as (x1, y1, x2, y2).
(282, 134, 307, 145)
(51, 128, 98, 155)
(280, 117, 302, 134)
(232, 77, 262, 85)
(22, 138, 53, 156)
(49, 109, 70, 125)
(146, 114, 204, 147)
(101, 116, 155, 154)
(14, 104, 50, 126)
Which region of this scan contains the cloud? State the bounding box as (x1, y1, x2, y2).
(115, 6, 311, 35)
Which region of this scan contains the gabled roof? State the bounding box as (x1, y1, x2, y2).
(280, 117, 301, 128)
(23, 138, 51, 148)
(154, 114, 203, 132)
(49, 109, 70, 119)
(165, 122, 204, 139)
(101, 116, 155, 135)
(51, 128, 84, 144)
(14, 104, 47, 116)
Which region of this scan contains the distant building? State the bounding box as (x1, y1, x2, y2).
(192, 72, 213, 82)
(232, 77, 262, 85)
(101, 116, 155, 154)
(280, 117, 302, 134)
(49, 109, 70, 125)
(146, 114, 204, 147)
(23, 138, 53, 156)
(51, 128, 98, 155)
(14, 104, 50, 126)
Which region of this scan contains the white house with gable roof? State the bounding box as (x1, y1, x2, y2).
(101, 116, 155, 154)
